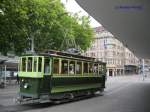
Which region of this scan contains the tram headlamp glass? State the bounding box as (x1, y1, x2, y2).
(24, 83, 28, 89)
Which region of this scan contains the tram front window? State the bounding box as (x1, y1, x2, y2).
(27, 57, 32, 72)
(33, 57, 37, 72)
(20, 57, 43, 73)
(22, 58, 26, 72)
(38, 57, 42, 72)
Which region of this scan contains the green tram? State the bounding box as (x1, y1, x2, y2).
(18, 50, 106, 103)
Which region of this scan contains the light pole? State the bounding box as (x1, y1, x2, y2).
(31, 36, 35, 54)
(142, 59, 145, 81)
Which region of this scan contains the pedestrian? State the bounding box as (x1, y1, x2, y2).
(16, 73, 19, 84)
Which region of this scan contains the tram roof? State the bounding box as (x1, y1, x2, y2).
(23, 50, 106, 64)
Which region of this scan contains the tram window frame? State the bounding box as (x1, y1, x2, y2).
(61, 60, 69, 74)
(69, 60, 75, 75)
(53, 58, 59, 74)
(76, 61, 82, 74)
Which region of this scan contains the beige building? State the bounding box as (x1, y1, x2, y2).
(124, 48, 139, 74)
(84, 26, 139, 76)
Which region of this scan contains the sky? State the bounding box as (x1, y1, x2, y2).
(60, 0, 101, 28)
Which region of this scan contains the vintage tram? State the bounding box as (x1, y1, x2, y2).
(17, 50, 106, 103)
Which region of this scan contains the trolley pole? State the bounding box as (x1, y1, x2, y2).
(142, 59, 145, 81)
(31, 36, 35, 54)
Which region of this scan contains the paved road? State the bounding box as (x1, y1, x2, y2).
(0, 75, 150, 112)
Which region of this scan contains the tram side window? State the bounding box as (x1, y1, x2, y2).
(69, 61, 75, 74)
(44, 58, 50, 73)
(76, 61, 82, 74)
(38, 57, 42, 72)
(89, 63, 93, 73)
(93, 63, 98, 74)
(53, 59, 59, 74)
(98, 64, 102, 74)
(61, 60, 68, 74)
(84, 62, 88, 74)
(22, 58, 26, 72)
(27, 57, 32, 72)
(102, 64, 106, 74)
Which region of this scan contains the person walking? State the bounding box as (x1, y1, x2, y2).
(16, 73, 19, 84)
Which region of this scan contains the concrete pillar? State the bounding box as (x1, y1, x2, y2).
(107, 69, 109, 77)
(123, 69, 125, 75)
(112, 69, 115, 77)
(120, 69, 122, 75)
(114, 69, 117, 76)
(142, 59, 145, 81)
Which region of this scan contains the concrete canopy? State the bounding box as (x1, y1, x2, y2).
(76, 0, 150, 58)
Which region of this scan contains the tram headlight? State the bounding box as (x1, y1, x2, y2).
(24, 83, 28, 89)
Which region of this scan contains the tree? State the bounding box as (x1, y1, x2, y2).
(0, 0, 94, 55)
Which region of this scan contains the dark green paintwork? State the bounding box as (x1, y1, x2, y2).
(51, 76, 103, 93)
(20, 78, 41, 97)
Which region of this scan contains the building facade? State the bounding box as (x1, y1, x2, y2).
(84, 26, 139, 76)
(124, 48, 139, 74)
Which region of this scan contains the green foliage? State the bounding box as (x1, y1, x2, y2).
(0, 0, 94, 55)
